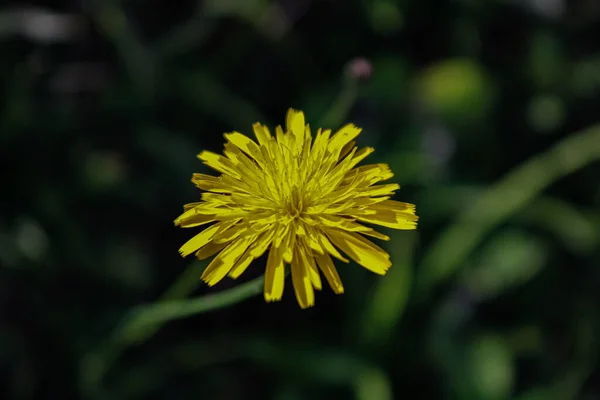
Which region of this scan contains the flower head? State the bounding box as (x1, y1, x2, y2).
(175, 109, 418, 308)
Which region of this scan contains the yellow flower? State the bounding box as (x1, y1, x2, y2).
(175, 109, 418, 308)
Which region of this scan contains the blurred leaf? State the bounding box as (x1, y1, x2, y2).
(462, 230, 546, 299)
(417, 124, 600, 297)
(104, 238, 153, 291)
(82, 151, 128, 192)
(417, 58, 493, 128)
(506, 325, 543, 354)
(153, 16, 216, 58)
(361, 232, 416, 347)
(419, 186, 600, 255)
(468, 335, 514, 400)
(354, 365, 393, 400)
(247, 339, 391, 397)
(366, 57, 410, 111)
(176, 70, 265, 129)
(93, 1, 155, 96)
(527, 95, 565, 133)
(369, 1, 403, 35)
(203, 0, 268, 21)
(14, 216, 49, 263)
(570, 57, 600, 98)
(514, 388, 560, 400)
(518, 197, 600, 255)
(528, 31, 565, 90)
(514, 316, 598, 400)
(301, 83, 338, 126)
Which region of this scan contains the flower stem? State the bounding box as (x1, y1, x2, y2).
(319, 78, 359, 128)
(117, 275, 265, 344)
(79, 270, 264, 397)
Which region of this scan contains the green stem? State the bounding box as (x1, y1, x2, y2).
(79, 273, 265, 397)
(117, 275, 264, 344)
(93, 1, 155, 97)
(320, 78, 359, 128)
(416, 124, 600, 297)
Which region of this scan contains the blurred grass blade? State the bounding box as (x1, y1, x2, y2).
(80, 272, 264, 398)
(116, 275, 264, 344)
(419, 185, 599, 254)
(517, 197, 599, 254)
(319, 78, 359, 128)
(354, 365, 394, 400)
(159, 261, 207, 302)
(416, 124, 600, 296)
(153, 17, 216, 58)
(360, 232, 417, 347)
(462, 230, 546, 300)
(92, 1, 155, 96)
(176, 70, 265, 128)
(246, 340, 392, 399)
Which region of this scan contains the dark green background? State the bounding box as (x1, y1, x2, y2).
(2, 0, 600, 399)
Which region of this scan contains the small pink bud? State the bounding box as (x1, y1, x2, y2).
(345, 57, 373, 81)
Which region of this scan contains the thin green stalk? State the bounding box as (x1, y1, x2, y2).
(319, 78, 359, 128)
(80, 272, 264, 397)
(92, 1, 155, 96)
(116, 275, 264, 344)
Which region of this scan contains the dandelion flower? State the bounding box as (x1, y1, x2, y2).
(175, 109, 418, 308)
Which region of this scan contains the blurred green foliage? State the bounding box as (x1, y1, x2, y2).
(1, 0, 600, 399)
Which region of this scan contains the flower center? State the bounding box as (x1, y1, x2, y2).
(281, 186, 305, 219)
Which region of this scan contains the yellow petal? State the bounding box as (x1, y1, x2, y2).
(223, 131, 266, 168)
(183, 202, 201, 211)
(327, 123, 362, 155)
(249, 227, 277, 257)
(291, 247, 315, 308)
(227, 248, 254, 279)
(359, 183, 400, 197)
(373, 200, 417, 214)
(321, 147, 358, 190)
(298, 239, 321, 290)
(286, 108, 305, 152)
(324, 229, 391, 275)
(338, 140, 356, 160)
(252, 122, 271, 146)
(304, 225, 325, 255)
(223, 143, 265, 180)
(191, 174, 231, 193)
(195, 241, 228, 260)
(212, 224, 246, 244)
(345, 163, 394, 186)
(200, 192, 232, 205)
(264, 243, 285, 302)
(317, 231, 350, 263)
(308, 128, 331, 169)
(353, 209, 418, 230)
(281, 220, 297, 263)
(361, 229, 390, 241)
(317, 215, 372, 232)
(174, 207, 215, 227)
(229, 228, 276, 278)
(178, 223, 221, 257)
(201, 235, 256, 286)
(197, 151, 241, 179)
(275, 125, 286, 145)
(315, 252, 344, 294)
